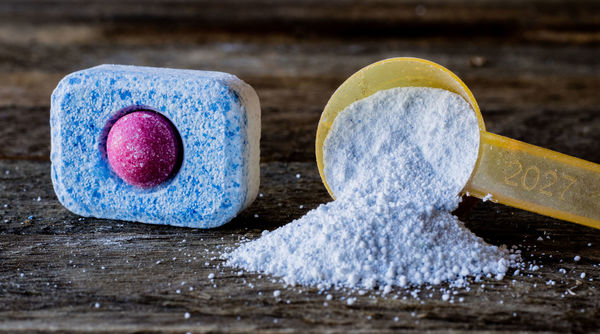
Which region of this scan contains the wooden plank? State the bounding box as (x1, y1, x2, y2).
(0, 0, 599, 43)
(1, 160, 600, 332)
(0, 35, 598, 161)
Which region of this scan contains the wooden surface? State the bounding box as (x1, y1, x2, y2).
(1, 0, 600, 332)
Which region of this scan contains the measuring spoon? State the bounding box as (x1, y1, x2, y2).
(316, 57, 600, 229)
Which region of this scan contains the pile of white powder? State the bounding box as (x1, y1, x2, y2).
(226, 87, 519, 290)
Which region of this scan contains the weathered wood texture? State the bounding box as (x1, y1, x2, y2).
(1, 0, 600, 332)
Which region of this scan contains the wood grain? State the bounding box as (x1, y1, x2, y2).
(1, 0, 599, 332)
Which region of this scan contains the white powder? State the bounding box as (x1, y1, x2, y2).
(324, 87, 479, 209)
(226, 87, 519, 289)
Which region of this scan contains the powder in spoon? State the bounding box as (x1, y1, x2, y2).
(226, 87, 519, 289)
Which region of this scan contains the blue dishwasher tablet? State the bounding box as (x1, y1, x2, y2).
(50, 65, 261, 228)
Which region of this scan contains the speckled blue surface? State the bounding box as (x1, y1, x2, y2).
(50, 65, 261, 228)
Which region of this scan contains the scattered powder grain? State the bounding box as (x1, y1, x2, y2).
(226, 87, 519, 289)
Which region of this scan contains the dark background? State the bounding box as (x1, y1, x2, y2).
(1, 0, 599, 332)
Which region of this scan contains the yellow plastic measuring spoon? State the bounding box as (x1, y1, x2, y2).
(316, 57, 600, 230)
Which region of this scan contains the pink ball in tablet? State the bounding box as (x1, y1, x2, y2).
(107, 111, 179, 188)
